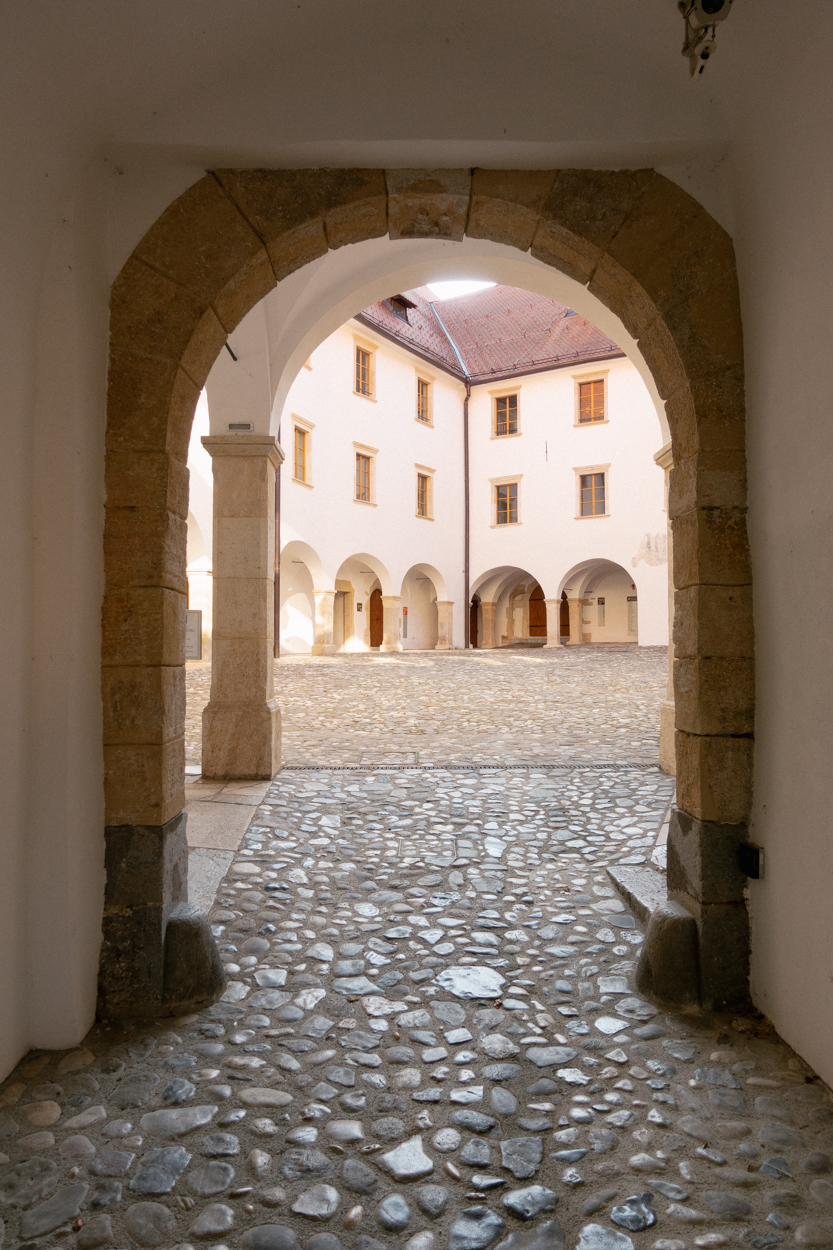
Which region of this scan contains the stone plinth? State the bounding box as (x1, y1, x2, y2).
(381, 595, 402, 652)
(436, 600, 454, 649)
(544, 599, 562, 648)
(312, 589, 337, 655)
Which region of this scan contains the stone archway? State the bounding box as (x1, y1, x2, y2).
(101, 168, 752, 1017)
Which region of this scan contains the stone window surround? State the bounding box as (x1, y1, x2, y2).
(352, 332, 377, 401)
(490, 473, 522, 526)
(490, 383, 522, 439)
(415, 369, 435, 425)
(353, 440, 378, 505)
(415, 462, 435, 519)
(100, 167, 752, 1024)
(573, 367, 610, 426)
(574, 462, 611, 518)
(291, 413, 315, 488)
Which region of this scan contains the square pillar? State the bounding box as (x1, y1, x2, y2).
(567, 597, 583, 645)
(544, 598, 562, 647)
(480, 602, 497, 649)
(312, 589, 337, 654)
(201, 435, 283, 779)
(655, 442, 676, 775)
(435, 600, 454, 649)
(381, 595, 402, 651)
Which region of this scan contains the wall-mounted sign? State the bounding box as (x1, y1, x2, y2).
(185, 609, 202, 660)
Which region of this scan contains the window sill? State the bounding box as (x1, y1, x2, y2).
(353, 498, 377, 506)
(575, 511, 610, 519)
(491, 430, 522, 440)
(353, 391, 377, 403)
(415, 418, 434, 428)
(415, 513, 434, 521)
(490, 521, 522, 528)
(292, 477, 313, 489)
(574, 418, 609, 427)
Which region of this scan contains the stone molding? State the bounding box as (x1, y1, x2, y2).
(102, 166, 753, 1015)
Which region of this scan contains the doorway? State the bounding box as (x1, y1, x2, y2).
(369, 588, 383, 647)
(529, 584, 546, 636)
(560, 592, 570, 640)
(469, 598, 479, 649)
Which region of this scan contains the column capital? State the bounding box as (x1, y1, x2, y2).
(654, 441, 673, 471)
(202, 434, 284, 468)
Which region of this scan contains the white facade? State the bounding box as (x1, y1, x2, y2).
(189, 307, 669, 654)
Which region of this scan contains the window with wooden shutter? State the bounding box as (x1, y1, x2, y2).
(578, 378, 605, 423)
(417, 473, 429, 517)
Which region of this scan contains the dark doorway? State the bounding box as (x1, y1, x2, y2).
(529, 584, 546, 636)
(560, 591, 570, 639)
(469, 599, 479, 649)
(369, 588, 383, 647)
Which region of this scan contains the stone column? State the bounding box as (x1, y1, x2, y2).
(311, 590, 337, 655)
(435, 601, 454, 649)
(381, 595, 403, 652)
(567, 597, 583, 645)
(480, 602, 497, 649)
(544, 599, 562, 647)
(655, 442, 675, 776)
(201, 435, 283, 779)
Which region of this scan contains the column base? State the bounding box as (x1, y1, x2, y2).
(97, 812, 226, 1019)
(311, 644, 337, 655)
(659, 698, 676, 775)
(202, 697, 281, 779)
(634, 807, 751, 1012)
(543, 638, 562, 648)
(380, 643, 402, 653)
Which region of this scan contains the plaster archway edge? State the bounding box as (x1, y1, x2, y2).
(101, 167, 753, 1018)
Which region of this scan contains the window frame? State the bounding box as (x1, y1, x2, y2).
(490, 385, 522, 439)
(352, 335, 377, 400)
(291, 414, 315, 487)
(353, 441, 378, 505)
(490, 474, 522, 527)
(574, 463, 611, 518)
(415, 372, 434, 426)
(573, 369, 609, 426)
(415, 463, 435, 520)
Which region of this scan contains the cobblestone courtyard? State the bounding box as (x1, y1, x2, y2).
(3, 649, 832, 1250)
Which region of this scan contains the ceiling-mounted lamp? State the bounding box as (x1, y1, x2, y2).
(678, 0, 734, 78)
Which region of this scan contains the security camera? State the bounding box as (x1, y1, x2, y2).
(678, 0, 735, 77)
(680, 0, 734, 24)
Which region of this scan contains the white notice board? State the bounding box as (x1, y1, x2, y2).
(185, 610, 202, 660)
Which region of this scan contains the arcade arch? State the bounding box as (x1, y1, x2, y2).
(101, 169, 752, 1021)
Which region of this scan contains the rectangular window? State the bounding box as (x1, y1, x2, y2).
(495, 393, 518, 436)
(416, 378, 431, 423)
(579, 378, 605, 423)
(417, 473, 429, 517)
(293, 427, 307, 482)
(580, 472, 606, 516)
(355, 346, 372, 397)
(355, 453, 371, 501)
(597, 597, 606, 627)
(496, 482, 518, 525)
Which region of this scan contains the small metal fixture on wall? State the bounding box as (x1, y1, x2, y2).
(679, 0, 734, 77)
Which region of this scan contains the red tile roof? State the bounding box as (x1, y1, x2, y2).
(355, 285, 623, 383)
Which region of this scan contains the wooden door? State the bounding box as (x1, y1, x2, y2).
(369, 588, 383, 647)
(528, 584, 546, 636)
(560, 594, 570, 637)
(469, 600, 479, 648)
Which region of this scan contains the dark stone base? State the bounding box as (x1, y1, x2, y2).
(97, 812, 226, 1019)
(634, 807, 751, 1013)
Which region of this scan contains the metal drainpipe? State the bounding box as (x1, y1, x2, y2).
(464, 381, 471, 649)
(274, 421, 281, 658)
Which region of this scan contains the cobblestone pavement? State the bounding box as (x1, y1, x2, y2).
(5, 652, 832, 1250)
(185, 648, 668, 768)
